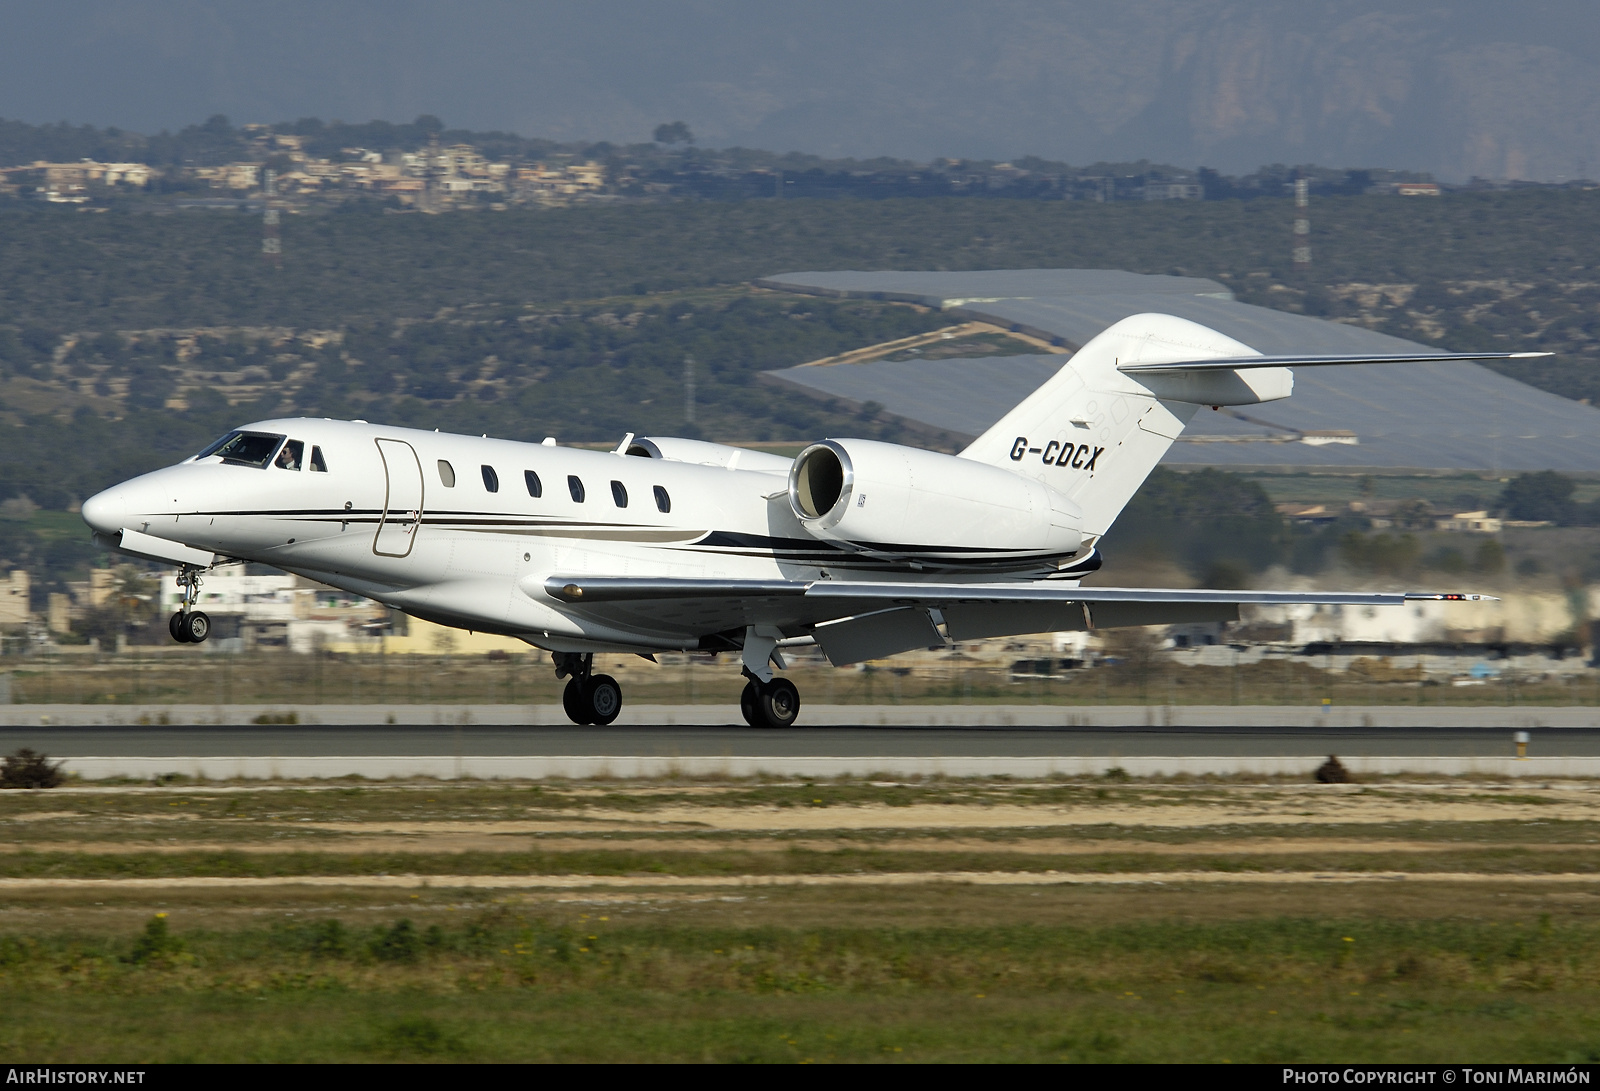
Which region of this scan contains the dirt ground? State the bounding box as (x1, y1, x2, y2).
(2, 777, 1598, 904)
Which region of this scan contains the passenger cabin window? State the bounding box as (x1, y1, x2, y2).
(206, 431, 286, 469)
(309, 446, 328, 472)
(568, 475, 585, 503)
(524, 470, 542, 498)
(611, 480, 628, 508)
(481, 465, 499, 493)
(437, 460, 456, 487)
(654, 485, 671, 514)
(275, 440, 304, 470)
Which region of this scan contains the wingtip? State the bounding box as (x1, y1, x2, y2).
(1405, 592, 1498, 602)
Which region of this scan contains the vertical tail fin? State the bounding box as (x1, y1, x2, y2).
(959, 313, 1266, 541)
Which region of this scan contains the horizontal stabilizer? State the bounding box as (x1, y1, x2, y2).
(1119, 350, 1551, 374)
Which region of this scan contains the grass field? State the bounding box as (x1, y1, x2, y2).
(3, 775, 1600, 1062)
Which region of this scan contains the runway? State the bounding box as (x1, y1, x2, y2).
(2, 703, 1595, 779)
(0, 721, 1584, 759)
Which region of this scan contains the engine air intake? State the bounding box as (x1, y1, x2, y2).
(790, 442, 849, 520)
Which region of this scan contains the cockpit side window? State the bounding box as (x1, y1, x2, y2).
(193, 432, 238, 460)
(275, 440, 304, 471)
(209, 431, 287, 469)
(309, 446, 328, 472)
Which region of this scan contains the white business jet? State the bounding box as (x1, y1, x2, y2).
(80, 313, 1533, 727)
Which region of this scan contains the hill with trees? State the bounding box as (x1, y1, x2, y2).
(2, 189, 1598, 589)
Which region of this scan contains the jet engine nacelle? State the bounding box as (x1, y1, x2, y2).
(788, 439, 1083, 560)
(626, 436, 793, 475)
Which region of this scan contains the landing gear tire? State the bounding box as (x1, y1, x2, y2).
(184, 611, 211, 644)
(586, 674, 622, 726)
(169, 611, 211, 644)
(562, 674, 623, 726)
(741, 677, 801, 728)
(562, 679, 589, 725)
(759, 677, 800, 728)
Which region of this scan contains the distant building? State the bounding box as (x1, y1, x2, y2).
(513, 161, 605, 203)
(1396, 182, 1442, 197)
(1275, 503, 1341, 525)
(0, 571, 30, 627)
(1435, 510, 1503, 533)
(1142, 182, 1203, 201)
(194, 163, 261, 190)
(47, 593, 72, 634)
(1299, 429, 1359, 446)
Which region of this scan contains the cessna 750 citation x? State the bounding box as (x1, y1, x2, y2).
(80, 314, 1533, 728)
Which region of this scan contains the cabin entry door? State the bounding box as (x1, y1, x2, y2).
(373, 439, 424, 558)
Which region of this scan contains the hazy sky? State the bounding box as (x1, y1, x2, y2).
(2, 1, 1597, 178)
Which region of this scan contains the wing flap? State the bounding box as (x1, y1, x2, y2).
(813, 608, 944, 665)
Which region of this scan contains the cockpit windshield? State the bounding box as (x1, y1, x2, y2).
(195, 431, 286, 468)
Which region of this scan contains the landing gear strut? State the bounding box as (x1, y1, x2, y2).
(553, 652, 622, 726)
(168, 565, 211, 644)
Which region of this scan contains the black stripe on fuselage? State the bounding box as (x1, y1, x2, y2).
(192, 510, 1073, 568)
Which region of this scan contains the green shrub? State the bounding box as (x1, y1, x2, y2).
(0, 748, 63, 789)
(370, 1016, 464, 1057)
(370, 919, 421, 963)
(127, 913, 185, 965)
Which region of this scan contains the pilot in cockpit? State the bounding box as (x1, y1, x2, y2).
(275, 440, 303, 470)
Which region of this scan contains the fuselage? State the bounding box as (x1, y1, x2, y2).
(80, 418, 1080, 654)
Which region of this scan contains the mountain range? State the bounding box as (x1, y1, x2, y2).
(0, 1, 1596, 180)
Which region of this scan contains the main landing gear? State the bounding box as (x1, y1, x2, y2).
(168, 565, 211, 644)
(553, 653, 622, 726)
(740, 673, 801, 730)
(737, 624, 801, 729)
(551, 633, 806, 730)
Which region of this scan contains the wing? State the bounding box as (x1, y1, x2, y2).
(544, 576, 1491, 663)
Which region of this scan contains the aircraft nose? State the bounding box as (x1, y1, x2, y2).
(80, 489, 126, 536)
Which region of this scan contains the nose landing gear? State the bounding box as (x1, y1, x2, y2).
(168, 565, 211, 644)
(553, 652, 622, 726)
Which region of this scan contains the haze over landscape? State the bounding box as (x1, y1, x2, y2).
(2, 0, 1598, 180)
